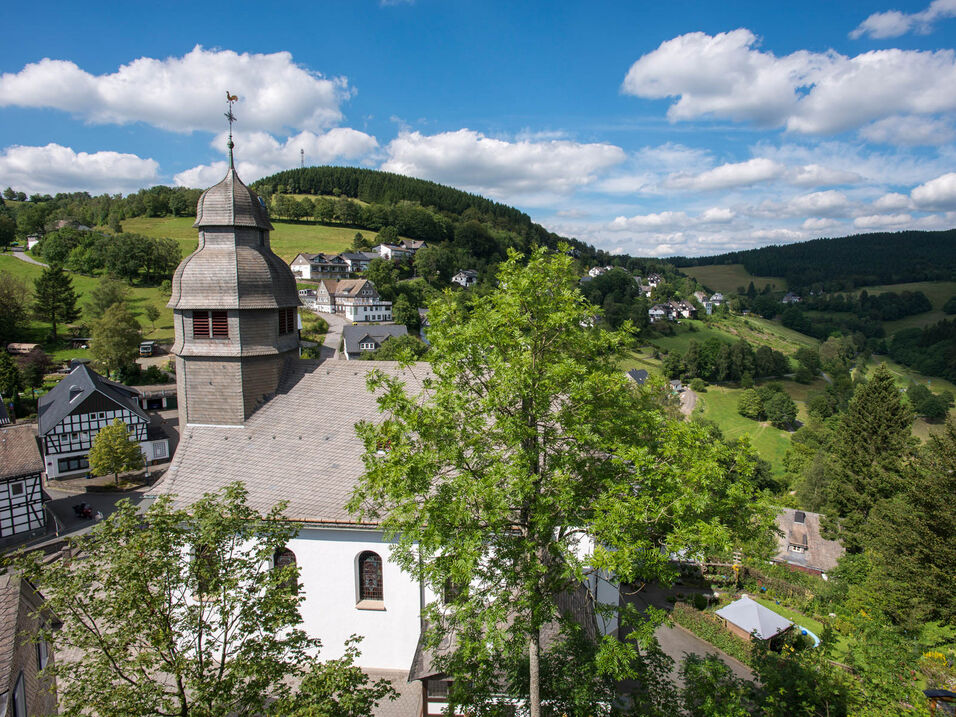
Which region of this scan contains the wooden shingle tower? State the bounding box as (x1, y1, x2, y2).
(168, 103, 300, 426)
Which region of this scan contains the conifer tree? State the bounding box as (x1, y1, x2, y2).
(823, 364, 914, 551)
(0, 351, 23, 402)
(33, 266, 80, 339)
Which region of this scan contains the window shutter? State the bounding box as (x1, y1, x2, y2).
(211, 311, 228, 338)
(192, 312, 210, 338)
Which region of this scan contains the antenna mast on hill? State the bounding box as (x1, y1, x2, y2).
(301, 148, 305, 169)
(225, 91, 238, 168)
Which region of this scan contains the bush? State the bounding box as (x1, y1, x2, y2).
(670, 603, 752, 665)
(689, 377, 707, 392)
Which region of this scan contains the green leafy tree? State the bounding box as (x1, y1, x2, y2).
(0, 215, 14, 251)
(90, 302, 141, 377)
(0, 273, 30, 345)
(144, 303, 161, 331)
(824, 364, 914, 551)
(0, 351, 23, 401)
(364, 258, 398, 301)
(88, 419, 144, 484)
(391, 294, 419, 330)
(349, 248, 771, 716)
(360, 334, 428, 361)
(764, 391, 798, 429)
(85, 278, 130, 320)
(736, 388, 763, 420)
(33, 266, 81, 339)
(11, 483, 395, 717)
(18, 348, 52, 397)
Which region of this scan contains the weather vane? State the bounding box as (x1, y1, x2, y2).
(225, 91, 238, 167)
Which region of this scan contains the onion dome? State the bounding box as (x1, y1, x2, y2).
(194, 167, 273, 231)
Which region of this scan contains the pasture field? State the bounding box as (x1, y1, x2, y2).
(648, 316, 814, 359)
(681, 264, 787, 295)
(648, 321, 739, 355)
(120, 216, 360, 262)
(0, 254, 174, 362)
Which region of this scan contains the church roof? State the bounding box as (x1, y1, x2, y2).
(157, 360, 431, 524)
(194, 167, 273, 231)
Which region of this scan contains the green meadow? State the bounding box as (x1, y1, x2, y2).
(681, 264, 787, 295)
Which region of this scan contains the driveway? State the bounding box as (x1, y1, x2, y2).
(680, 388, 698, 417)
(8, 248, 47, 267)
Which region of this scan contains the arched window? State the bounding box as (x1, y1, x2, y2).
(357, 551, 383, 601)
(273, 547, 297, 592)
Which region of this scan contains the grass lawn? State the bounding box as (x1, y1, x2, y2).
(120, 216, 378, 263)
(649, 321, 739, 354)
(0, 254, 174, 363)
(847, 280, 956, 336)
(682, 264, 787, 295)
(696, 385, 793, 474)
(649, 316, 816, 360)
(752, 596, 850, 659)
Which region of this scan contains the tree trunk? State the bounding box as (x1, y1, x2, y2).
(529, 628, 541, 717)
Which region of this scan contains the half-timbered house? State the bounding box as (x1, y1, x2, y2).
(37, 365, 168, 479)
(0, 424, 46, 543)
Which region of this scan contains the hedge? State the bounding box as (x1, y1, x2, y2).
(670, 603, 753, 665)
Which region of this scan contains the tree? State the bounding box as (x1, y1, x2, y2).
(144, 303, 161, 331)
(18, 348, 52, 397)
(90, 302, 141, 377)
(764, 391, 797, 429)
(391, 294, 419, 330)
(33, 266, 81, 339)
(0, 215, 14, 251)
(360, 334, 428, 361)
(364, 258, 398, 301)
(736, 389, 763, 420)
(88, 419, 144, 484)
(824, 364, 914, 551)
(85, 278, 130, 320)
(0, 273, 30, 345)
(349, 248, 771, 715)
(11, 483, 396, 716)
(0, 351, 23, 402)
(865, 419, 956, 627)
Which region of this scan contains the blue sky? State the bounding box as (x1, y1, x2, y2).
(3, 0, 956, 257)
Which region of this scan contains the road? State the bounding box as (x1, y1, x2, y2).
(8, 248, 48, 267)
(680, 387, 698, 416)
(314, 309, 350, 360)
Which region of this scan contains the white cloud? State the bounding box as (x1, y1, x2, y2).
(174, 128, 378, 187)
(666, 157, 785, 190)
(851, 0, 956, 39)
(380, 129, 626, 203)
(0, 46, 349, 134)
(873, 192, 912, 210)
(621, 29, 956, 138)
(787, 164, 862, 187)
(608, 207, 735, 232)
(0, 143, 158, 194)
(859, 115, 955, 145)
(802, 217, 845, 232)
(786, 190, 853, 217)
(853, 213, 913, 228)
(910, 172, 956, 209)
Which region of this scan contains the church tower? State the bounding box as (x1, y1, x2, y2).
(168, 117, 299, 426)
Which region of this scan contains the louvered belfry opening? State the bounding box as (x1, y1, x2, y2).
(192, 311, 210, 338)
(210, 311, 228, 338)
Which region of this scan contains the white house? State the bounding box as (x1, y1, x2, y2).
(710, 292, 725, 305)
(648, 304, 671, 323)
(782, 292, 802, 304)
(290, 253, 350, 280)
(0, 423, 47, 544)
(315, 279, 392, 323)
(646, 273, 664, 287)
(374, 244, 413, 262)
(340, 252, 379, 273)
(37, 364, 168, 479)
(451, 269, 479, 287)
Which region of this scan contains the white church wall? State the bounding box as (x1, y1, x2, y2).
(291, 526, 426, 671)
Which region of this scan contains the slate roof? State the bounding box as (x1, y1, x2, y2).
(343, 325, 409, 355)
(0, 424, 42, 479)
(37, 364, 146, 437)
(626, 369, 648, 385)
(715, 595, 793, 640)
(772, 508, 845, 573)
(194, 167, 273, 231)
(0, 574, 21, 690)
(158, 360, 431, 524)
(0, 401, 9, 426)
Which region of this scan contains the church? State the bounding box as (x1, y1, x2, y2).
(158, 142, 438, 713)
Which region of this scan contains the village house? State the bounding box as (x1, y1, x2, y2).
(342, 324, 409, 359)
(401, 239, 427, 252)
(0, 423, 47, 545)
(290, 252, 350, 280)
(646, 272, 663, 287)
(782, 292, 802, 304)
(625, 369, 649, 385)
(315, 279, 393, 323)
(670, 300, 697, 319)
(37, 364, 169, 479)
(587, 265, 612, 278)
(693, 290, 709, 304)
(374, 243, 413, 262)
(710, 292, 725, 305)
(648, 304, 672, 323)
(0, 575, 58, 716)
(772, 508, 844, 577)
(340, 251, 378, 273)
(451, 269, 479, 287)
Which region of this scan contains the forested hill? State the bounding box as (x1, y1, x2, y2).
(251, 166, 593, 256)
(671, 229, 956, 290)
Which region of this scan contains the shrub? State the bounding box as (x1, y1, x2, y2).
(689, 377, 707, 392)
(671, 603, 752, 665)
